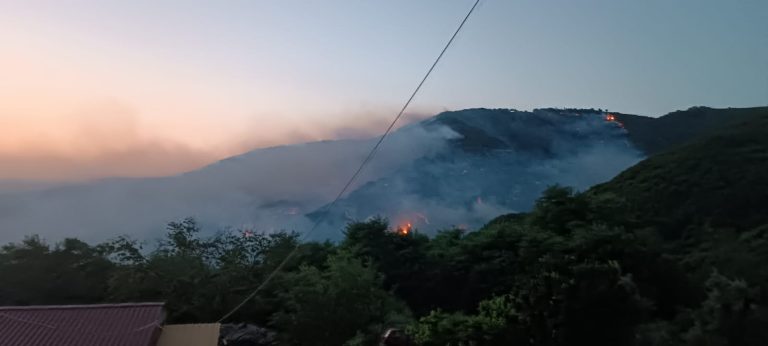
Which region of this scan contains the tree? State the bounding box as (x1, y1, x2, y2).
(529, 185, 590, 235)
(0, 236, 113, 305)
(409, 295, 525, 346)
(682, 270, 768, 346)
(271, 250, 412, 346)
(104, 218, 333, 324)
(341, 218, 433, 314)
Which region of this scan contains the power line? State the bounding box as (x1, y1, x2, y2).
(218, 0, 481, 323)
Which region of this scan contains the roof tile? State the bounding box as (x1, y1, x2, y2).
(0, 303, 165, 346)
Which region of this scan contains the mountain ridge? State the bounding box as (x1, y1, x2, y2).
(1, 106, 763, 243)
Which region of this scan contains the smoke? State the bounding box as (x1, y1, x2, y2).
(0, 123, 458, 244)
(308, 109, 644, 238)
(0, 109, 644, 244)
(0, 99, 439, 182)
(0, 101, 219, 181)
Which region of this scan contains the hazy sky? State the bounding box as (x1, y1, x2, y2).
(1, 0, 766, 181)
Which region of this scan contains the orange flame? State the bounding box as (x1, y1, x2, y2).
(397, 222, 412, 236)
(605, 113, 624, 128)
(393, 211, 430, 235)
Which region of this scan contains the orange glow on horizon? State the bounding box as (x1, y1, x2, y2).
(0, 20, 428, 181)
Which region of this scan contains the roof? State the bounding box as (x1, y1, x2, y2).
(156, 323, 220, 346)
(0, 302, 165, 346)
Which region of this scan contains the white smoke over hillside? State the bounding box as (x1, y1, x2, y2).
(0, 109, 643, 244)
(309, 109, 643, 237)
(0, 125, 458, 244)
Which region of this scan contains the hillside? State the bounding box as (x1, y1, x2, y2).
(591, 106, 768, 237)
(309, 108, 641, 234)
(310, 106, 768, 234)
(426, 106, 768, 157)
(3, 107, 768, 345)
(1, 106, 764, 244)
(0, 108, 644, 243)
(614, 106, 768, 155)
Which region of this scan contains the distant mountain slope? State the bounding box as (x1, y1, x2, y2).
(0, 126, 455, 243)
(614, 106, 768, 155)
(428, 108, 623, 154)
(1, 106, 764, 243)
(423, 106, 768, 156)
(311, 106, 768, 236)
(309, 108, 643, 235)
(590, 106, 768, 236)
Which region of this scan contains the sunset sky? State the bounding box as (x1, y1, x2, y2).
(1, 0, 766, 181)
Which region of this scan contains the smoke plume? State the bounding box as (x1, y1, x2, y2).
(0, 108, 643, 244)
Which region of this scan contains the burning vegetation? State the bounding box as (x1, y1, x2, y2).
(605, 113, 625, 128)
(396, 222, 412, 236)
(393, 211, 431, 236)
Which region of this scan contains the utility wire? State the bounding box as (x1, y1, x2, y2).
(218, 0, 481, 323)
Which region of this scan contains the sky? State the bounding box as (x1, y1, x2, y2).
(1, 0, 766, 181)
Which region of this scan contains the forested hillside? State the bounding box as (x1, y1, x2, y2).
(613, 106, 768, 155)
(592, 107, 768, 234)
(1, 108, 767, 345)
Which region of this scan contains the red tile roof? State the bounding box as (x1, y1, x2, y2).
(0, 302, 165, 346)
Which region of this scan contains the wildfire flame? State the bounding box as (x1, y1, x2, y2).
(605, 113, 625, 128)
(394, 211, 430, 236)
(397, 222, 412, 236)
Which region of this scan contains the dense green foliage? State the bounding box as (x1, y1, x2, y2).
(593, 107, 768, 235)
(1, 108, 767, 345)
(3, 185, 765, 345)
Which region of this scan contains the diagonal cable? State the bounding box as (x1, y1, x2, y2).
(218, 0, 481, 323)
